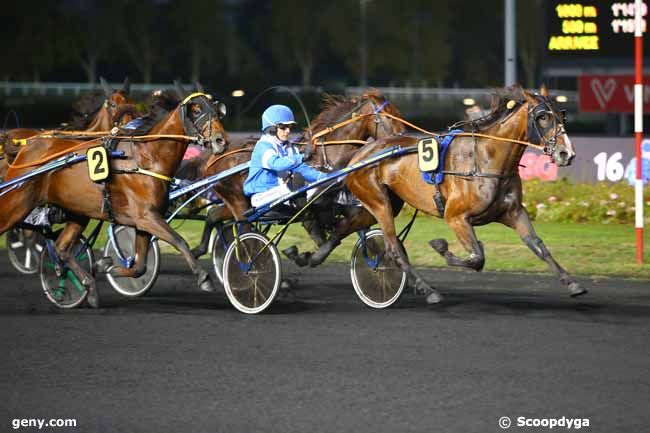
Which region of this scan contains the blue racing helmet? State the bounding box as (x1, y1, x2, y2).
(261, 105, 296, 131)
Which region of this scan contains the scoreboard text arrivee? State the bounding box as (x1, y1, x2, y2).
(546, 1, 648, 58)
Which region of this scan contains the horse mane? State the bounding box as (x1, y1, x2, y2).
(464, 85, 526, 132)
(123, 89, 180, 136)
(309, 88, 385, 135)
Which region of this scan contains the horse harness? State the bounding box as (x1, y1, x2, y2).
(98, 93, 223, 222)
(423, 95, 565, 216)
(310, 97, 391, 171)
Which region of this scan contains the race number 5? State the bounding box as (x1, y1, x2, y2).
(593, 152, 624, 181)
(418, 138, 439, 172)
(87, 146, 109, 182)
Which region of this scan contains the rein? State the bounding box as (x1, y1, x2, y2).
(205, 147, 253, 170)
(302, 108, 544, 152)
(378, 112, 546, 152)
(8, 132, 202, 170)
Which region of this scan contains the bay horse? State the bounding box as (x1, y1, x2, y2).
(0, 83, 228, 307)
(333, 85, 584, 304)
(0, 77, 133, 180)
(185, 89, 406, 259)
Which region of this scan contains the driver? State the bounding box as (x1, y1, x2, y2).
(244, 104, 326, 207)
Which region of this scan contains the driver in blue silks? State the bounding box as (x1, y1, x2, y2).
(244, 104, 326, 207)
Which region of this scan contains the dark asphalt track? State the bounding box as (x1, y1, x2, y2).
(1, 253, 649, 433)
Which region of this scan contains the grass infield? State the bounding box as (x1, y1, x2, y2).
(2, 214, 648, 279)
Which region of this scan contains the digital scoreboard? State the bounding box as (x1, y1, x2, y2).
(546, 1, 648, 58)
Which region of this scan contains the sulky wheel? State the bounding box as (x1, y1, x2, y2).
(211, 224, 235, 284)
(222, 232, 281, 314)
(40, 236, 94, 309)
(350, 229, 406, 309)
(103, 225, 160, 297)
(7, 228, 45, 275)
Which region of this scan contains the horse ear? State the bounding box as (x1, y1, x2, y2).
(99, 77, 113, 98)
(122, 77, 130, 95)
(173, 80, 187, 100)
(540, 84, 549, 97)
(194, 81, 205, 93)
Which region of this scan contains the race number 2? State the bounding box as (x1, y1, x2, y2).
(87, 146, 109, 182)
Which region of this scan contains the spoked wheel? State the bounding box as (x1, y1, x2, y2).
(103, 225, 160, 297)
(7, 228, 45, 274)
(350, 229, 406, 308)
(211, 225, 235, 284)
(40, 236, 94, 309)
(222, 232, 281, 314)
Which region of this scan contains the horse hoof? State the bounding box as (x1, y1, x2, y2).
(86, 288, 101, 309)
(277, 279, 296, 302)
(283, 246, 309, 267)
(568, 282, 587, 298)
(200, 279, 217, 293)
(282, 245, 299, 260)
(425, 290, 444, 304)
(429, 239, 448, 255)
(280, 279, 293, 291)
(95, 256, 114, 274)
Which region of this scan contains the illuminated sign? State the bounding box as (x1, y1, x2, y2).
(546, 1, 648, 58)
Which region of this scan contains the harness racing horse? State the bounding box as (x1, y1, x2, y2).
(338, 85, 584, 303)
(186, 89, 406, 260)
(0, 77, 133, 180)
(0, 84, 228, 307)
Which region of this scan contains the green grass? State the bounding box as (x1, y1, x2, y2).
(3, 215, 649, 279)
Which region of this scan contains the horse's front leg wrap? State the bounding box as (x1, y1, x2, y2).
(522, 235, 549, 261)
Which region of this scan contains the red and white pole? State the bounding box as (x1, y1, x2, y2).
(634, 0, 645, 264)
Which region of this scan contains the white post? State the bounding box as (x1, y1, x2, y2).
(504, 0, 516, 86)
(634, 0, 644, 264)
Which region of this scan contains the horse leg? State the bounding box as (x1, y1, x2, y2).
(282, 218, 329, 267)
(429, 215, 486, 271)
(344, 186, 442, 304)
(53, 218, 100, 308)
(307, 206, 374, 267)
(106, 229, 152, 278)
(135, 211, 217, 293)
(191, 205, 229, 258)
(501, 207, 587, 297)
(0, 188, 39, 235)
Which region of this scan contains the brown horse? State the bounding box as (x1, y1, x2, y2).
(334, 85, 584, 303)
(0, 84, 228, 307)
(186, 89, 407, 259)
(0, 77, 133, 180)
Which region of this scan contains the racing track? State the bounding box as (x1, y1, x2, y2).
(1, 253, 649, 432)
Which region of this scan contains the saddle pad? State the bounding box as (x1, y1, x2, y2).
(421, 129, 462, 185)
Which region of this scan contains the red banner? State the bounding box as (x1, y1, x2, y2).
(579, 75, 650, 113)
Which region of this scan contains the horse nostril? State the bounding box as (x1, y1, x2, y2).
(559, 151, 569, 161)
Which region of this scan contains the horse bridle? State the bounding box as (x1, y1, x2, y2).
(309, 96, 392, 170)
(179, 92, 227, 153)
(527, 94, 567, 156)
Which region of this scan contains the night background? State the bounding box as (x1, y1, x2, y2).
(0, 0, 603, 131)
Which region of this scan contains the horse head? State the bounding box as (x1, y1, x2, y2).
(98, 77, 133, 128)
(304, 89, 405, 168)
(355, 89, 406, 140)
(523, 85, 575, 167)
(174, 81, 228, 155)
